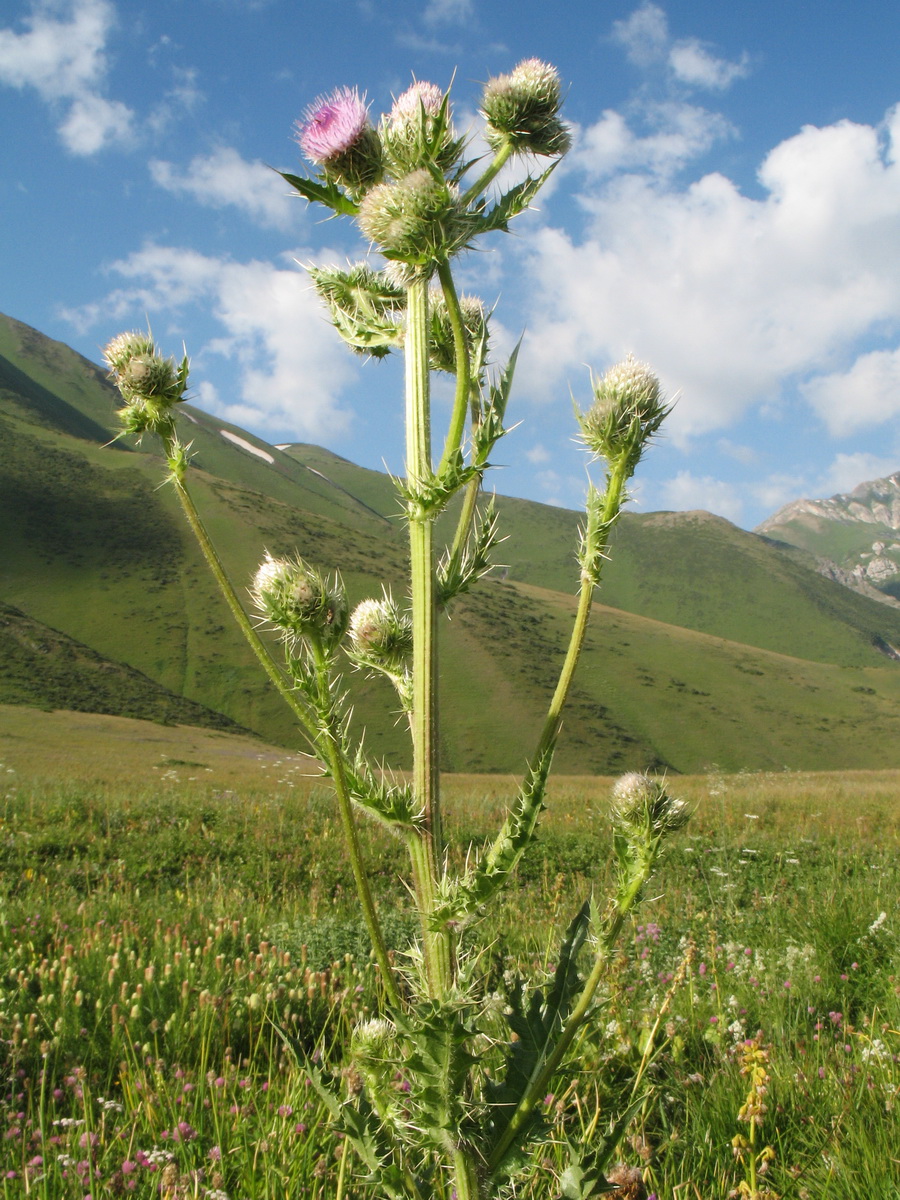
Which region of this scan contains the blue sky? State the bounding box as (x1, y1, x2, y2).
(4, 0, 900, 529)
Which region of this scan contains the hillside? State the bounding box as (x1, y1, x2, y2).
(3, 310, 900, 773)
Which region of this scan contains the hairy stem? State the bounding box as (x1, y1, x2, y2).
(405, 277, 451, 995)
(436, 259, 471, 474)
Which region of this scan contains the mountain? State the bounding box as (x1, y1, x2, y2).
(756, 474, 900, 604)
(3, 310, 900, 773)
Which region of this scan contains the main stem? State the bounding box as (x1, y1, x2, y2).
(405, 278, 451, 995)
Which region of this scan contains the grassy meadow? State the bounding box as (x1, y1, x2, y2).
(0, 707, 898, 1198)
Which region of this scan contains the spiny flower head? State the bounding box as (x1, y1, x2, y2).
(296, 87, 382, 192)
(103, 330, 189, 437)
(103, 330, 156, 373)
(252, 552, 347, 645)
(347, 595, 412, 671)
(481, 58, 570, 157)
(610, 772, 689, 839)
(428, 289, 488, 375)
(389, 81, 445, 125)
(579, 354, 668, 467)
(356, 169, 467, 274)
(298, 87, 370, 162)
(382, 80, 460, 174)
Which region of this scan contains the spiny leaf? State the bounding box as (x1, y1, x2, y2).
(279, 170, 360, 215)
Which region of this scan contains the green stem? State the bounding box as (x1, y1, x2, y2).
(451, 1146, 482, 1200)
(405, 278, 451, 995)
(528, 457, 630, 778)
(436, 258, 471, 475)
(461, 140, 514, 208)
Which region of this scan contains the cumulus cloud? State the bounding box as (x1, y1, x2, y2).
(0, 0, 134, 153)
(515, 105, 900, 445)
(150, 148, 301, 231)
(571, 101, 733, 180)
(69, 243, 357, 438)
(800, 347, 900, 437)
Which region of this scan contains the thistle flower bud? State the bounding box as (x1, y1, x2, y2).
(252, 552, 348, 645)
(103, 332, 189, 437)
(356, 169, 467, 273)
(578, 354, 668, 465)
(428, 290, 488, 375)
(347, 596, 412, 671)
(610, 772, 689, 838)
(382, 81, 460, 174)
(481, 58, 571, 157)
(296, 87, 383, 193)
(103, 330, 156, 373)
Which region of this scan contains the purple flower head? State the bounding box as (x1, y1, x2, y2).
(298, 87, 371, 165)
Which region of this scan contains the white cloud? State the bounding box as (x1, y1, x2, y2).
(800, 347, 900, 437)
(150, 148, 301, 231)
(572, 102, 732, 180)
(69, 244, 357, 439)
(815, 452, 900, 497)
(516, 105, 900, 445)
(611, 3, 748, 92)
(658, 470, 745, 523)
(423, 0, 473, 25)
(0, 0, 134, 153)
(611, 3, 669, 67)
(668, 39, 749, 91)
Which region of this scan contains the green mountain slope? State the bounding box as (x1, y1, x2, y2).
(3, 311, 900, 773)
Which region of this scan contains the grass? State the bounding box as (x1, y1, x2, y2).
(0, 711, 898, 1197)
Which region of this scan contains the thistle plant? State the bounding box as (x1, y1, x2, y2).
(103, 60, 686, 1200)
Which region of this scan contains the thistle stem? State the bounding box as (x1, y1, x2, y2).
(461, 140, 513, 207)
(309, 640, 402, 1009)
(436, 259, 471, 474)
(405, 277, 451, 994)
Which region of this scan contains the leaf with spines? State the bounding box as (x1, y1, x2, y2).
(433, 740, 555, 926)
(486, 903, 592, 1177)
(279, 170, 360, 215)
(437, 499, 501, 605)
(470, 161, 559, 235)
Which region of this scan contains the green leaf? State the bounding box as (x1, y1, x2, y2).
(278, 170, 360, 215)
(471, 161, 559, 235)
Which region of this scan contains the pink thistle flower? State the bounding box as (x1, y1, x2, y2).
(298, 87, 371, 165)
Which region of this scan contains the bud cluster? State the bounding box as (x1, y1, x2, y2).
(103, 331, 188, 437)
(292, 60, 569, 277)
(578, 355, 669, 469)
(481, 58, 571, 157)
(252, 552, 348, 647)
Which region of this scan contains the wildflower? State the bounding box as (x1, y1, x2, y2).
(251, 552, 348, 646)
(347, 596, 412, 671)
(579, 355, 668, 468)
(481, 59, 571, 157)
(382, 81, 459, 173)
(356, 169, 467, 274)
(296, 87, 382, 191)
